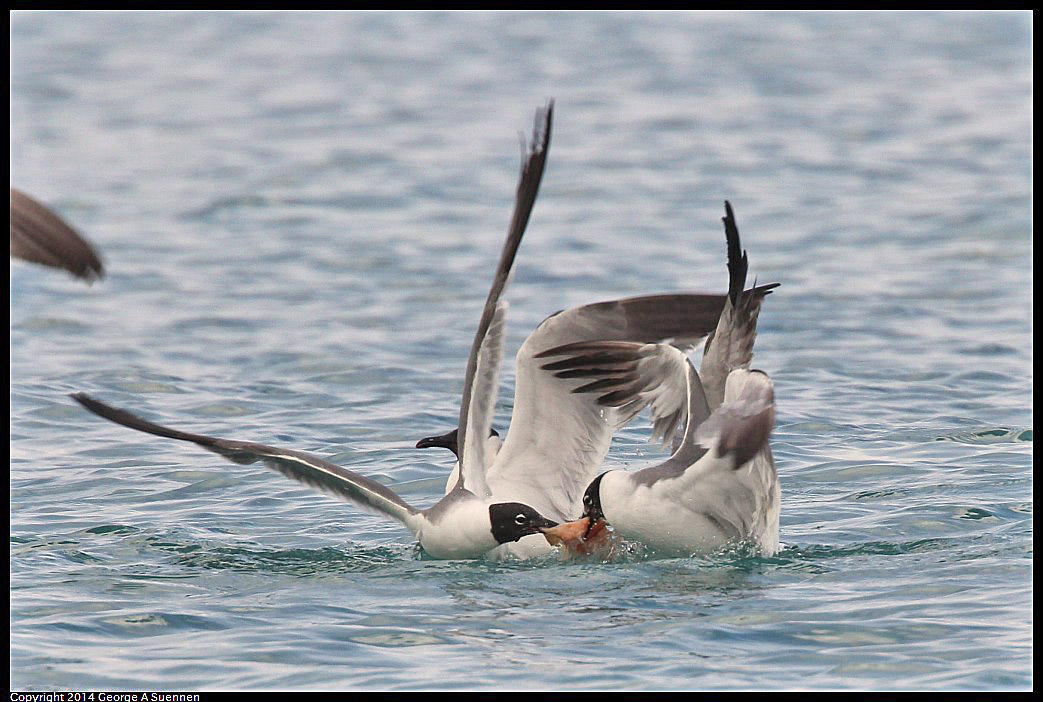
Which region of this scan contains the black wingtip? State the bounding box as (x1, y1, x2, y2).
(70, 391, 132, 430)
(541, 99, 555, 128)
(722, 200, 748, 307)
(70, 391, 128, 424)
(70, 391, 98, 411)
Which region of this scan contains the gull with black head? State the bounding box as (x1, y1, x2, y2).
(542, 202, 781, 557)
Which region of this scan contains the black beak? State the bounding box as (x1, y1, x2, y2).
(536, 516, 560, 532)
(415, 428, 459, 457)
(580, 503, 605, 540)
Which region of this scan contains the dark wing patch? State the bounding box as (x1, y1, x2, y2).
(535, 341, 645, 407)
(10, 188, 105, 282)
(694, 371, 776, 468)
(536, 340, 690, 445)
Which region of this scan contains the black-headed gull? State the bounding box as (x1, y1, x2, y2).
(457, 199, 778, 558)
(71, 392, 559, 559)
(542, 202, 781, 557)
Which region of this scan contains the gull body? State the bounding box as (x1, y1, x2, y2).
(585, 369, 778, 556)
(415, 287, 778, 553)
(427, 283, 778, 560)
(543, 202, 780, 557)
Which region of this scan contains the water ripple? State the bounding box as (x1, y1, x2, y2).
(11, 10, 1031, 692)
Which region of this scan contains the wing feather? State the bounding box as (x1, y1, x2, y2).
(71, 393, 419, 526)
(700, 201, 779, 409)
(460, 301, 508, 490)
(455, 101, 553, 496)
(10, 188, 105, 282)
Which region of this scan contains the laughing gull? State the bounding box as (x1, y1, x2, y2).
(541, 202, 781, 557)
(412, 196, 778, 556)
(10, 188, 105, 282)
(71, 393, 559, 559)
(72, 102, 560, 560)
(545, 368, 777, 557)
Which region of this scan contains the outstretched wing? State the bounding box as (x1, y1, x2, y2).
(531, 339, 713, 490)
(456, 101, 553, 497)
(482, 308, 704, 520)
(418, 290, 744, 457)
(10, 188, 105, 282)
(700, 201, 779, 409)
(540, 293, 728, 351)
(71, 393, 419, 526)
(536, 340, 708, 448)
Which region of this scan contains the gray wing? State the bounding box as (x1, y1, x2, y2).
(694, 368, 776, 466)
(631, 367, 775, 491)
(700, 201, 779, 409)
(423, 290, 743, 459)
(456, 101, 553, 496)
(483, 320, 709, 519)
(460, 300, 508, 489)
(540, 292, 734, 351)
(479, 289, 770, 520)
(640, 369, 778, 542)
(537, 340, 713, 487)
(509, 286, 775, 455)
(71, 393, 419, 525)
(535, 339, 707, 448)
(10, 188, 105, 282)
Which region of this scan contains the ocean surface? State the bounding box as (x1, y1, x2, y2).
(10, 11, 1032, 692)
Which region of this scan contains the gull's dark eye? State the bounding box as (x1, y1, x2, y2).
(583, 494, 591, 506)
(514, 514, 528, 525)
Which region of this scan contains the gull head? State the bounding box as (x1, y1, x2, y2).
(488, 502, 559, 545)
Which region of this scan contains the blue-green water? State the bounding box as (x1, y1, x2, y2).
(10, 11, 1031, 691)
